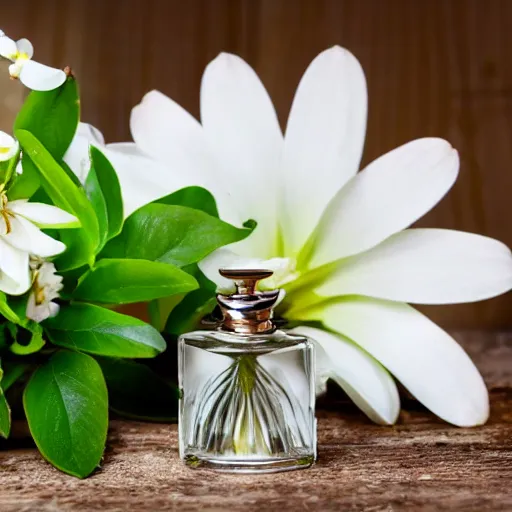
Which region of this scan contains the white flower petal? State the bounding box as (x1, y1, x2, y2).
(19, 60, 66, 91)
(103, 142, 199, 218)
(4, 215, 66, 257)
(63, 122, 105, 183)
(10, 200, 78, 228)
(0, 131, 18, 161)
(131, 90, 205, 168)
(0, 34, 17, 60)
(199, 248, 296, 294)
(291, 326, 400, 425)
(129, 91, 243, 223)
(294, 298, 489, 426)
(200, 53, 283, 258)
(198, 248, 264, 293)
(0, 238, 30, 294)
(16, 38, 33, 58)
(317, 228, 512, 304)
(305, 138, 459, 269)
(281, 47, 367, 257)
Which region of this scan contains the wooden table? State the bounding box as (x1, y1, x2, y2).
(0, 332, 510, 511)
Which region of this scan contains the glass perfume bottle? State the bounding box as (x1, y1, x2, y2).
(178, 269, 316, 473)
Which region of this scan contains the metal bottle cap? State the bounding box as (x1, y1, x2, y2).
(217, 269, 279, 334)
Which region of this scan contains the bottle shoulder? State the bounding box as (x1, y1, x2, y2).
(179, 328, 312, 353)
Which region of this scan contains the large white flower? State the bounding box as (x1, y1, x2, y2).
(0, 29, 66, 91)
(0, 195, 77, 295)
(66, 47, 512, 427)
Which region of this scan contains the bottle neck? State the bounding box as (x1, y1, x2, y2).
(218, 306, 275, 335)
(216, 289, 280, 335)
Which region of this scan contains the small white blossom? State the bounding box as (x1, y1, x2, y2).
(0, 131, 19, 162)
(0, 192, 78, 295)
(26, 258, 63, 322)
(0, 29, 66, 91)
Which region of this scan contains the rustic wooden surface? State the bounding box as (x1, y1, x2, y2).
(1, 0, 512, 329)
(0, 332, 510, 511)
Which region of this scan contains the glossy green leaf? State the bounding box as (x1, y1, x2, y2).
(164, 266, 217, 335)
(10, 323, 46, 355)
(85, 147, 123, 250)
(15, 130, 99, 270)
(0, 388, 11, 439)
(6, 154, 41, 200)
(155, 186, 219, 217)
(0, 361, 31, 391)
(73, 258, 198, 304)
(14, 76, 79, 159)
(44, 302, 166, 358)
(23, 350, 108, 478)
(96, 357, 178, 421)
(0, 292, 21, 324)
(103, 204, 252, 267)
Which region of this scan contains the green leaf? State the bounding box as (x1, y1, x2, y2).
(85, 147, 123, 250)
(6, 154, 41, 200)
(44, 302, 166, 358)
(103, 203, 252, 267)
(1, 361, 31, 391)
(164, 266, 217, 335)
(0, 292, 21, 324)
(155, 186, 219, 217)
(0, 388, 11, 439)
(9, 323, 46, 355)
(15, 130, 99, 270)
(73, 258, 198, 304)
(14, 76, 79, 159)
(23, 350, 108, 478)
(96, 357, 178, 421)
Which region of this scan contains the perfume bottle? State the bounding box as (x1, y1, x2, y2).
(178, 269, 316, 473)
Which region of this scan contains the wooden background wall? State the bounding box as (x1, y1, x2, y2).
(1, 0, 511, 329)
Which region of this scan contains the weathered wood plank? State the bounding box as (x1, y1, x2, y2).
(1, 0, 512, 329)
(0, 332, 510, 511)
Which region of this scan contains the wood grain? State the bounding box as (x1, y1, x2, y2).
(1, 0, 512, 328)
(0, 331, 511, 511)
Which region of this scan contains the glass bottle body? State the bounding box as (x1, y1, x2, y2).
(178, 329, 316, 473)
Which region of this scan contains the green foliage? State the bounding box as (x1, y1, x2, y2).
(165, 266, 217, 335)
(0, 389, 10, 439)
(85, 147, 123, 250)
(9, 323, 46, 356)
(73, 259, 198, 304)
(45, 303, 166, 358)
(6, 154, 41, 200)
(14, 76, 79, 159)
(15, 130, 99, 270)
(103, 203, 252, 267)
(96, 357, 178, 421)
(156, 186, 219, 217)
(0, 293, 21, 324)
(0, 71, 255, 481)
(0, 361, 31, 391)
(23, 350, 108, 478)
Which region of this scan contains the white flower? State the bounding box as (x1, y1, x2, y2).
(26, 258, 63, 322)
(69, 48, 512, 427)
(0, 194, 78, 295)
(0, 29, 66, 91)
(0, 132, 19, 162)
(63, 123, 182, 217)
